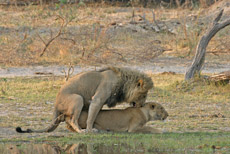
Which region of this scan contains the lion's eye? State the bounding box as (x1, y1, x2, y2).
(137, 82, 141, 87)
(151, 105, 155, 109)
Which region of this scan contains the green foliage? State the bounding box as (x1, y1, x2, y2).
(59, 0, 67, 4)
(1, 132, 230, 153)
(78, 0, 86, 7)
(0, 77, 62, 103)
(150, 74, 230, 104)
(0, 78, 8, 95)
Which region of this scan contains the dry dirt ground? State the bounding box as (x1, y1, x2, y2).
(0, 1, 230, 140)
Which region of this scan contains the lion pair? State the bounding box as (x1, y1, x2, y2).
(16, 67, 168, 134)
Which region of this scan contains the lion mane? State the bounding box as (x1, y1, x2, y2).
(99, 67, 153, 107)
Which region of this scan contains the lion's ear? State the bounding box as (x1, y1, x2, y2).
(137, 79, 144, 88)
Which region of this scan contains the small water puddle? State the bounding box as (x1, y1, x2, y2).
(0, 142, 175, 154)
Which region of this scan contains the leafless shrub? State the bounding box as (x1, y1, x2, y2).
(62, 63, 74, 81)
(38, 15, 66, 57)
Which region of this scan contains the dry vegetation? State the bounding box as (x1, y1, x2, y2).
(0, 1, 229, 67)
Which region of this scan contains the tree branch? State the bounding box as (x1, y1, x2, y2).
(185, 9, 230, 80)
(39, 16, 65, 57)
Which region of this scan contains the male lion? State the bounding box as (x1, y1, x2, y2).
(16, 67, 153, 133)
(16, 102, 168, 133)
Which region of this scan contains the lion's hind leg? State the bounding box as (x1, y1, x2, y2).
(64, 116, 75, 132)
(65, 94, 84, 133)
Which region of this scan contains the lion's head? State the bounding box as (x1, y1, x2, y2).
(101, 67, 153, 108)
(145, 102, 168, 121)
(117, 68, 153, 107)
(125, 77, 153, 107)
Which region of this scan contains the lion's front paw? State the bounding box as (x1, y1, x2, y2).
(92, 128, 99, 133)
(81, 128, 99, 133)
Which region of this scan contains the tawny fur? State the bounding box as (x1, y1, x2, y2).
(78, 102, 168, 133)
(16, 67, 153, 133)
(16, 102, 168, 133)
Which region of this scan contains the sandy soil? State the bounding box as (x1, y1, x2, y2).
(0, 56, 230, 78)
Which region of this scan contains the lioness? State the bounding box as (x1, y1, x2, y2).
(78, 102, 168, 133)
(16, 102, 168, 133)
(16, 67, 153, 133)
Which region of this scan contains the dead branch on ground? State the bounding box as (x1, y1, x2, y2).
(185, 9, 230, 80)
(209, 71, 230, 83)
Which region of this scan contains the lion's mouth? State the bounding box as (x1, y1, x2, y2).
(161, 115, 168, 121)
(131, 102, 136, 107)
(130, 101, 144, 107)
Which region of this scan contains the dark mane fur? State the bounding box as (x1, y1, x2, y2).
(105, 83, 125, 107)
(99, 67, 153, 108)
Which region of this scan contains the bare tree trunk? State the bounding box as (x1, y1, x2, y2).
(185, 9, 230, 80)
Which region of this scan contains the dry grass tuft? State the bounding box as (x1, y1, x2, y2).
(0, 4, 229, 67)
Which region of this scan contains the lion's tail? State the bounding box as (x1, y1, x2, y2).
(16, 110, 64, 133)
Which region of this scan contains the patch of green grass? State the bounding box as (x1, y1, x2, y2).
(1, 132, 230, 153)
(150, 74, 230, 104)
(0, 77, 63, 104)
(1, 74, 230, 132)
(147, 73, 230, 132)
